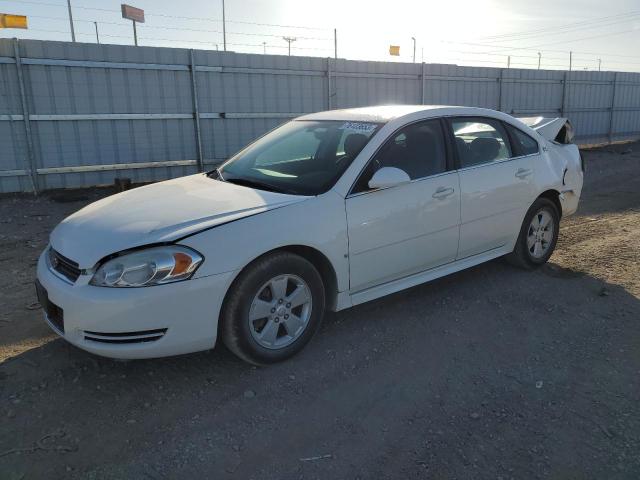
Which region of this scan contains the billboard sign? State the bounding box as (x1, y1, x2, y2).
(121, 4, 145, 23)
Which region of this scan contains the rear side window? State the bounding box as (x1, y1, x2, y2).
(505, 124, 539, 156)
(451, 118, 511, 168)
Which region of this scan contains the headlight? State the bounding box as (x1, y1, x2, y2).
(90, 245, 203, 288)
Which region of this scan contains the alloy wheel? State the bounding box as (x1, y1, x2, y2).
(527, 209, 555, 259)
(248, 274, 313, 349)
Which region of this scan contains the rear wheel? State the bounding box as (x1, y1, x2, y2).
(220, 251, 325, 365)
(507, 198, 560, 269)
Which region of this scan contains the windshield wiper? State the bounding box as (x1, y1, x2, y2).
(224, 177, 289, 194)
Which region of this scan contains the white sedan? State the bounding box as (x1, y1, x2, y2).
(36, 105, 583, 364)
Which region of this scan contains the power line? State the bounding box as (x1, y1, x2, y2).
(0, 0, 331, 30)
(3, 0, 640, 71)
(482, 16, 640, 46)
(476, 26, 640, 55)
(438, 32, 640, 61)
(477, 10, 640, 42)
(22, 14, 331, 40)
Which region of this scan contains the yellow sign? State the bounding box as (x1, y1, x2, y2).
(0, 14, 28, 29)
(389, 45, 400, 56)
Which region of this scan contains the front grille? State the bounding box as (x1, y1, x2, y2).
(48, 248, 81, 283)
(83, 328, 167, 344)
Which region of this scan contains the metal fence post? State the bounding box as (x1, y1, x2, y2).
(327, 57, 332, 110)
(497, 69, 504, 111)
(420, 62, 425, 104)
(608, 72, 618, 144)
(189, 49, 204, 172)
(13, 38, 38, 193)
(560, 71, 568, 117)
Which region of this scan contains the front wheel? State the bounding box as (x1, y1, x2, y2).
(507, 198, 560, 269)
(220, 251, 325, 365)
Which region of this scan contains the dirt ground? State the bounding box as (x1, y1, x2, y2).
(1, 142, 639, 479)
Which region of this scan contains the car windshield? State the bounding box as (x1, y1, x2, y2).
(215, 120, 381, 195)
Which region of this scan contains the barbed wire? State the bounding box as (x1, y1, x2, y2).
(1, 0, 639, 72)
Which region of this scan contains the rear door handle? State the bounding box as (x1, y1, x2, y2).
(515, 168, 533, 179)
(432, 186, 455, 199)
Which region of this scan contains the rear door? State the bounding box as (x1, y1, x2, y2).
(449, 117, 539, 259)
(345, 119, 460, 292)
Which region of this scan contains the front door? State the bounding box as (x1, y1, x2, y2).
(346, 119, 461, 292)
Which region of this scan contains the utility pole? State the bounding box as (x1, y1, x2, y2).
(222, 0, 227, 51)
(421, 47, 424, 63)
(569, 51, 572, 71)
(283, 36, 297, 56)
(94, 21, 99, 44)
(262, 41, 266, 54)
(334, 28, 337, 59)
(537, 52, 541, 70)
(411, 36, 416, 63)
(598, 58, 601, 71)
(66, 0, 75, 42)
(507, 55, 511, 69)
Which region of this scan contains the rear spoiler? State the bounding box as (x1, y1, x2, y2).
(518, 117, 575, 144)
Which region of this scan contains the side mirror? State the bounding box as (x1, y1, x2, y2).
(368, 167, 411, 190)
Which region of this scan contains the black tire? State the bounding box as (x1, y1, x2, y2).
(507, 197, 560, 270)
(220, 251, 325, 365)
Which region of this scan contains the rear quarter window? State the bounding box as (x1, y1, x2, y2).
(506, 124, 539, 156)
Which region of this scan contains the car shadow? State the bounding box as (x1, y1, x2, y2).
(1, 254, 640, 478)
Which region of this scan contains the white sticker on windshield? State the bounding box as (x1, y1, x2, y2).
(339, 122, 377, 133)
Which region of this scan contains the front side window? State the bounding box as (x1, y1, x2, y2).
(353, 119, 447, 193)
(451, 118, 511, 168)
(505, 124, 539, 156)
(217, 120, 380, 196)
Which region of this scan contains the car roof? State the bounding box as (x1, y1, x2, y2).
(295, 105, 501, 123)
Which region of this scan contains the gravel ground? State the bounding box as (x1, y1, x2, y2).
(0, 142, 639, 479)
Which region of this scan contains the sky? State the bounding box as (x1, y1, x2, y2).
(1, 0, 640, 72)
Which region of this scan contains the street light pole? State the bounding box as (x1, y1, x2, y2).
(66, 0, 75, 42)
(263, 41, 266, 54)
(569, 51, 573, 71)
(334, 28, 337, 59)
(283, 36, 297, 56)
(411, 36, 416, 63)
(538, 52, 541, 70)
(598, 58, 601, 71)
(222, 0, 227, 51)
(94, 21, 99, 44)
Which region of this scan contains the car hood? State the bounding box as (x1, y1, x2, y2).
(50, 174, 307, 268)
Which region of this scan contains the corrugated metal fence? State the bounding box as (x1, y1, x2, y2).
(1, 38, 640, 193)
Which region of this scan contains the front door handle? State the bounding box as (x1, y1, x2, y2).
(515, 168, 533, 179)
(432, 186, 455, 199)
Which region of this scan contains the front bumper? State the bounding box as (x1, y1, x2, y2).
(36, 249, 237, 359)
